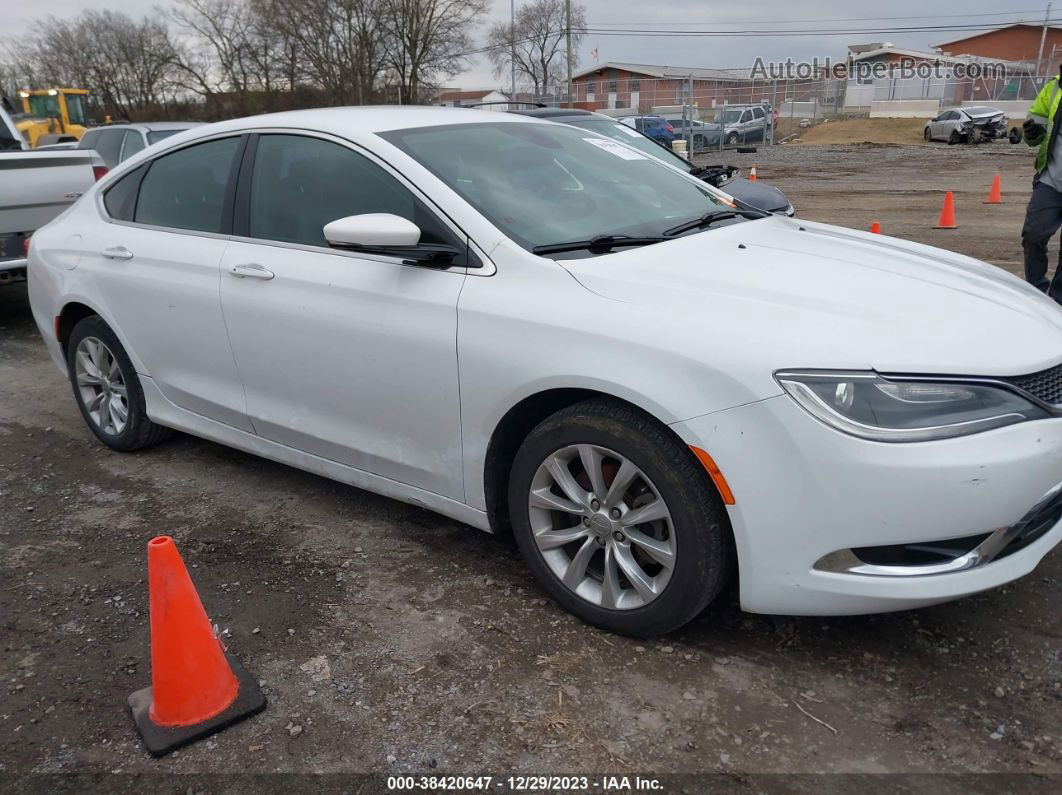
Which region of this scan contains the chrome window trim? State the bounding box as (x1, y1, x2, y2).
(94, 126, 496, 277)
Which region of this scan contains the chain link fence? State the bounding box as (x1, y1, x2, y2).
(514, 65, 1047, 152)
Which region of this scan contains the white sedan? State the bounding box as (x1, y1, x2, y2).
(27, 107, 1062, 636)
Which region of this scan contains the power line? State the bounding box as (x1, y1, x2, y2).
(588, 10, 1053, 27)
(581, 19, 1062, 38)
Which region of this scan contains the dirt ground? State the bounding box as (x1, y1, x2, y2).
(2, 142, 1061, 791)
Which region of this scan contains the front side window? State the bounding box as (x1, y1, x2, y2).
(382, 121, 729, 252)
(92, 130, 126, 168)
(135, 137, 240, 233)
(248, 134, 445, 248)
(120, 130, 145, 161)
(64, 94, 87, 126)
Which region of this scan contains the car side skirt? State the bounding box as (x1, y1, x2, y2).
(139, 374, 492, 533)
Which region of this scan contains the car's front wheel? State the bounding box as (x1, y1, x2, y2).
(725, 132, 739, 146)
(66, 315, 172, 452)
(924, 127, 932, 142)
(508, 399, 731, 636)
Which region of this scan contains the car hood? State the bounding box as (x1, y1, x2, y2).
(561, 215, 1062, 379)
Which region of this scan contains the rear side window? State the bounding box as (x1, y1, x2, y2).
(135, 137, 240, 233)
(103, 165, 146, 221)
(247, 134, 427, 247)
(147, 129, 183, 145)
(120, 130, 145, 161)
(753, 108, 765, 120)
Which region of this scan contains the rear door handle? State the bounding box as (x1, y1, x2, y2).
(230, 263, 274, 280)
(101, 246, 133, 261)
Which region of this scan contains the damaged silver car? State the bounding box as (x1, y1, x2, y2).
(924, 106, 1016, 144)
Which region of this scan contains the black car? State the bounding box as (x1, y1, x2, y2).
(508, 108, 793, 216)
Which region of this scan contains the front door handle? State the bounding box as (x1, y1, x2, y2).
(101, 246, 133, 261)
(230, 263, 275, 280)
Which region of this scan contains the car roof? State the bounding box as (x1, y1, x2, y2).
(90, 122, 201, 132)
(193, 106, 544, 136)
(510, 107, 595, 118)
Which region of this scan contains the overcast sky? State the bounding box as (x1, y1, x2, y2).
(7, 0, 1057, 87)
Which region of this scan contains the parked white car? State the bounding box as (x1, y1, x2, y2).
(27, 108, 1062, 635)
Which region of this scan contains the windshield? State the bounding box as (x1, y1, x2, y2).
(26, 95, 60, 118)
(147, 129, 184, 144)
(560, 117, 690, 169)
(381, 121, 727, 253)
(715, 109, 743, 124)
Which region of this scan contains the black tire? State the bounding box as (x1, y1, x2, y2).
(508, 399, 732, 637)
(725, 132, 739, 146)
(923, 127, 932, 142)
(66, 315, 172, 452)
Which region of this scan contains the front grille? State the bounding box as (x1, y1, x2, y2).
(1005, 364, 1062, 407)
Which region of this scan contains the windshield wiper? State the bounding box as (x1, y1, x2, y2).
(532, 234, 667, 255)
(663, 208, 767, 238)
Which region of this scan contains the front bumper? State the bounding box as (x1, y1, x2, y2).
(671, 395, 1062, 615)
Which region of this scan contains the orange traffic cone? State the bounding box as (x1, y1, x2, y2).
(748, 165, 758, 181)
(870, 221, 881, 234)
(128, 536, 265, 756)
(985, 173, 1002, 204)
(934, 191, 958, 229)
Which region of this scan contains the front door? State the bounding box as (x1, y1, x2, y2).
(219, 133, 467, 499)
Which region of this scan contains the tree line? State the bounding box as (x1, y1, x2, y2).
(0, 0, 585, 122)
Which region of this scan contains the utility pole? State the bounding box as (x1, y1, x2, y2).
(1038, 2, 1053, 82)
(510, 0, 516, 100)
(566, 0, 573, 107)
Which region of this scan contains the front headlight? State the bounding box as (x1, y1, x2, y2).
(775, 370, 1049, 442)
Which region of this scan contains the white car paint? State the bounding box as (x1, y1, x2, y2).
(26, 106, 1062, 619)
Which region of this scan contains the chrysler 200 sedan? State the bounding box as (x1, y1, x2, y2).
(27, 107, 1062, 636)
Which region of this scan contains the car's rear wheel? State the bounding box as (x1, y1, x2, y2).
(508, 399, 731, 636)
(66, 316, 172, 451)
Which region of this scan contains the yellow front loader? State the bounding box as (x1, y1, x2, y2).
(15, 88, 90, 147)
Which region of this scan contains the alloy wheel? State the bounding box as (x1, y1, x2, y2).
(527, 444, 676, 610)
(74, 336, 129, 436)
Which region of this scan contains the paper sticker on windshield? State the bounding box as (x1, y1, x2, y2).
(613, 124, 643, 138)
(583, 138, 648, 160)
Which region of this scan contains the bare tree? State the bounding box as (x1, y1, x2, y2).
(380, 0, 489, 103)
(258, 0, 386, 105)
(486, 0, 585, 95)
(18, 11, 183, 119)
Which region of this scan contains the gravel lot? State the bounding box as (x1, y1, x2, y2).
(1, 142, 1060, 789)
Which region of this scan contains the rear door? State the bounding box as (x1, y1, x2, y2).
(218, 132, 467, 498)
(83, 134, 252, 430)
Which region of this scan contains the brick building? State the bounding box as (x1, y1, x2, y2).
(569, 62, 792, 115)
(935, 23, 1062, 67)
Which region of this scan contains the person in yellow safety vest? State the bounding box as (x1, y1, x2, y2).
(1023, 68, 1062, 304)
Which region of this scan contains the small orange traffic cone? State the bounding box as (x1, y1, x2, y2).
(870, 221, 881, 234)
(748, 165, 758, 181)
(985, 173, 1002, 204)
(128, 536, 265, 756)
(934, 191, 958, 229)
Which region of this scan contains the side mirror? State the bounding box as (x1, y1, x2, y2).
(323, 213, 421, 248)
(323, 213, 463, 268)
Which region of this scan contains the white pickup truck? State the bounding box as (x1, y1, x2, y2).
(1, 102, 105, 285)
